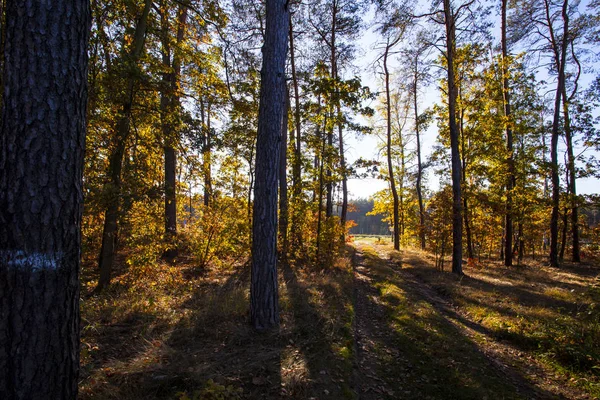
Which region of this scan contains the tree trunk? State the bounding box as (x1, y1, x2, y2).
(279, 90, 290, 255)
(548, 0, 569, 268)
(443, 0, 463, 275)
(560, 66, 580, 262)
(316, 122, 326, 263)
(338, 106, 348, 238)
(559, 206, 568, 262)
(413, 58, 426, 250)
(0, 1, 89, 398)
(251, 0, 289, 331)
(161, 5, 187, 258)
(289, 17, 302, 249)
(502, 0, 514, 267)
(325, 1, 337, 220)
(97, 0, 152, 290)
(384, 42, 400, 251)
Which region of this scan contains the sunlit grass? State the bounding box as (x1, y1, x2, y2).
(365, 241, 600, 399)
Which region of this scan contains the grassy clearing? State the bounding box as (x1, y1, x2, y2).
(356, 239, 600, 399)
(79, 249, 356, 399)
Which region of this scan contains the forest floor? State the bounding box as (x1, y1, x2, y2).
(79, 239, 600, 399)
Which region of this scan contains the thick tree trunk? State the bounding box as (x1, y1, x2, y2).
(97, 0, 151, 290)
(0, 1, 90, 398)
(502, 0, 514, 267)
(444, 0, 463, 275)
(251, 0, 289, 331)
(384, 43, 400, 251)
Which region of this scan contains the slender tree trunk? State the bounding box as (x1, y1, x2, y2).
(250, 0, 289, 331)
(289, 17, 302, 249)
(97, 0, 151, 290)
(559, 206, 568, 262)
(316, 122, 326, 263)
(458, 93, 474, 260)
(502, 0, 514, 267)
(325, 1, 337, 220)
(0, 1, 89, 398)
(443, 0, 463, 274)
(548, 0, 569, 268)
(160, 5, 187, 258)
(279, 91, 290, 254)
(384, 42, 400, 251)
(413, 59, 425, 250)
(560, 76, 580, 262)
(338, 106, 348, 238)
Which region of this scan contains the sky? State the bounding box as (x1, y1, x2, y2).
(343, 2, 600, 201)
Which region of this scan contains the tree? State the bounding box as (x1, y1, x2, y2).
(97, 0, 152, 289)
(443, 0, 464, 275)
(0, 1, 90, 398)
(159, 2, 188, 258)
(373, 2, 412, 251)
(251, 0, 290, 330)
(502, 0, 515, 266)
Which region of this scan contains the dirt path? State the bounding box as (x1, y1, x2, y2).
(350, 243, 559, 400)
(352, 248, 403, 399)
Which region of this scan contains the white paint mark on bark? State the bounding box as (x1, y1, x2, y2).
(0, 250, 63, 271)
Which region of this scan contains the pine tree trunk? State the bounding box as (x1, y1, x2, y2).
(502, 0, 514, 267)
(251, 0, 289, 331)
(444, 0, 463, 275)
(0, 1, 90, 398)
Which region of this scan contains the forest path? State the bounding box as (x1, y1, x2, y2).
(350, 241, 558, 400)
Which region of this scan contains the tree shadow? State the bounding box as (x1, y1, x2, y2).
(352, 246, 558, 400)
(279, 260, 355, 398)
(80, 261, 283, 399)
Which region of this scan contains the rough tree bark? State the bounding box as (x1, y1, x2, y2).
(251, 0, 290, 330)
(0, 1, 90, 398)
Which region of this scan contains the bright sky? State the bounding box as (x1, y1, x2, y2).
(344, 3, 600, 201)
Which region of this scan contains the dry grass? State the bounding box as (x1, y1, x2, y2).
(79, 249, 356, 399)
